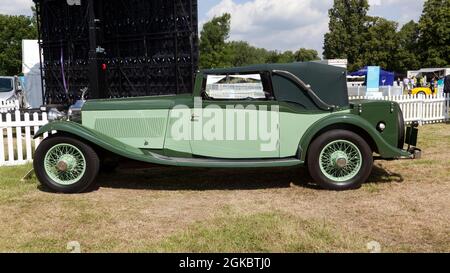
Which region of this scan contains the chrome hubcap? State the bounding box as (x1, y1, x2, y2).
(56, 154, 77, 172)
(330, 151, 349, 168)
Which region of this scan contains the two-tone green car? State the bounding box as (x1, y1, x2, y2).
(34, 62, 420, 193)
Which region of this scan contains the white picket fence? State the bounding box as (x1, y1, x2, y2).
(0, 111, 48, 166)
(0, 100, 20, 113)
(349, 94, 450, 125)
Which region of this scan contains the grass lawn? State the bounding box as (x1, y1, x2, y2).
(0, 124, 449, 253)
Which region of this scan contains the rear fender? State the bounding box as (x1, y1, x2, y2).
(299, 114, 410, 160)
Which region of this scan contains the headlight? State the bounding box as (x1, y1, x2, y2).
(47, 108, 66, 121)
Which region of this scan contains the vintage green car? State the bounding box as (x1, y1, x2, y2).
(34, 62, 420, 193)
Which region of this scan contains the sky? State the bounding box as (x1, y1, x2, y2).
(1, 0, 426, 55)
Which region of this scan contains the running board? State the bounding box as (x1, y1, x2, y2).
(148, 152, 304, 168)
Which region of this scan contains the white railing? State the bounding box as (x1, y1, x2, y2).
(347, 86, 404, 97)
(349, 94, 450, 125)
(0, 100, 20, 113)
(0, 111, 48, 166)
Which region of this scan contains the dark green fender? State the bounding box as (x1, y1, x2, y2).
(34, 121, 303, 168)
(299, 113, 411, 161)
(34, 121, 178, 165)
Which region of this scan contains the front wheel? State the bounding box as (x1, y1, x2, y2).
(307, 130, 373, 191)
(34, 136, 100, 193)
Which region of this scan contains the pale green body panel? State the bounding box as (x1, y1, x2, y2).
(164, 108, 193, 155)
(279, 111, 341, 157)
(82, 110, 169, 149)
(189, 108, 280, 159)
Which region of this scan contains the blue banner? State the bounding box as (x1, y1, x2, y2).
(367, 66, 380, 94)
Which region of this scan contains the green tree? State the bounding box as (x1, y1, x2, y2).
(199, 13, 232, 69)
(264, 50, 282, 63)
(393, 20, 420, 74)
(417, 0, 450, 67)
(359, 17, 398, 71)
(294, 48, 320, 62)
(276, 50, 296, 63)
(200, 13, 322, 68)
(0, 14, 37, 75)
(227, 41, 269, 67)
(323, 0, 369, 71)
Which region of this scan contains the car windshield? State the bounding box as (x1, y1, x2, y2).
(0, 78, 13, 93)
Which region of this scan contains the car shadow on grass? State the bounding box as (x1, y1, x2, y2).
(95, 166, 304, 191)
(367, 163, 404, 184)
(92, 162, 403, 192)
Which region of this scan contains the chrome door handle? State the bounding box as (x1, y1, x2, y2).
(191, 114, 199, 122)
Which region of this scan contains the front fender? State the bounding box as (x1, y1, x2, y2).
(34, 121, 178, 166)
(299, 113, 410, 160)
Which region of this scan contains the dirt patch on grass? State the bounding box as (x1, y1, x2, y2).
(0, 124, 449, 252)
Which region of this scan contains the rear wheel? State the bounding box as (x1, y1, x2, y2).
(307, 130, 373, 190)
(34, 136, 100, 193)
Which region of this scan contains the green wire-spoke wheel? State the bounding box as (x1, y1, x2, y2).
(319, 140, 362, 182)
(308, 130, 373, 191)
(44, 144, 87, 185)
(34, 136, 100, 193)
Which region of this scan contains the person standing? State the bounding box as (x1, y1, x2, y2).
(419, 76, 426, 87)
(444, 75, 450, 118)
(403, 77, 409, 87)
(444, 75, 450, 95)
(430, 77, 436, 93)
(403, 77, 410, 94)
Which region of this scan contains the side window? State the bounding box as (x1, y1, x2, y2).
(204, 74, 267, 100)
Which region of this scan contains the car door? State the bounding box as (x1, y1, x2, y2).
(189, 73, 280, 159)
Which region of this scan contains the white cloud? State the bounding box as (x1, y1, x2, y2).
(205, 0, 330, 54)
(0, 0, 33, 16)
(204, 0, 426, 56)
(369, 0, 425, 25)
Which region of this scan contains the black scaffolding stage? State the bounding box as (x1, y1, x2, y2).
(34, 0, 199, 105)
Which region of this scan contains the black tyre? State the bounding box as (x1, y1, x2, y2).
(34, 136, 100, 193)
(307, 130, 373, 191)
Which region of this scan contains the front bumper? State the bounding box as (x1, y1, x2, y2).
(404, 122, 421, 159)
